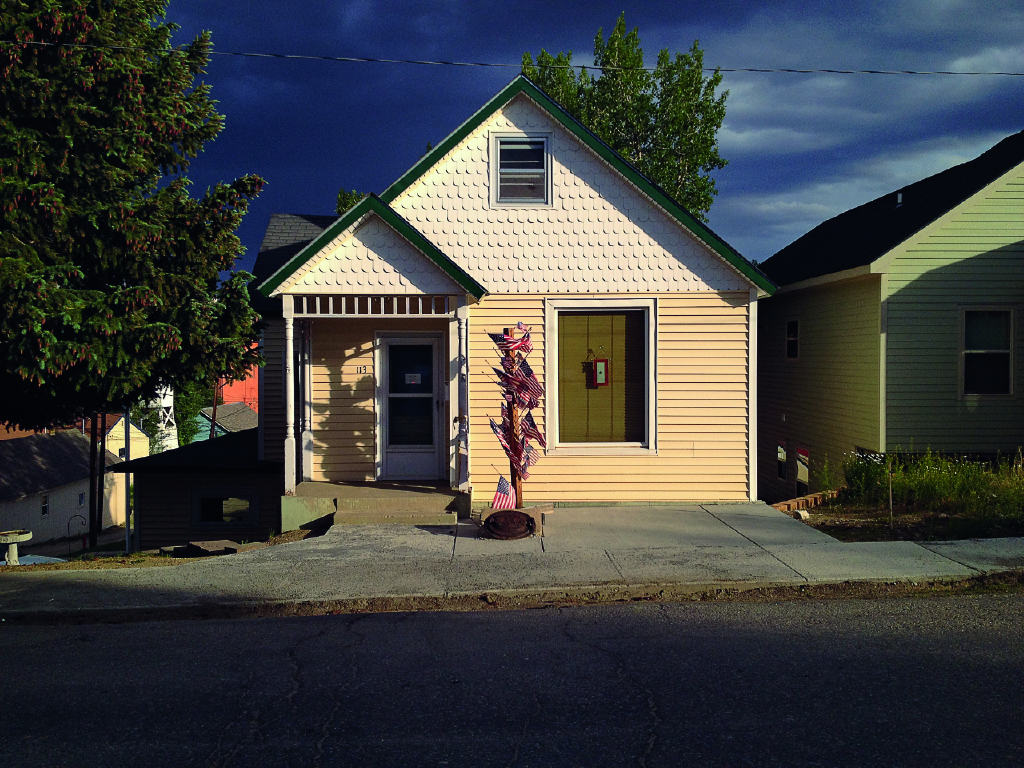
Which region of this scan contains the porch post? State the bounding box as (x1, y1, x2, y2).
(301, 320, 314, 481)
(283, 297, 296, 494)
(748, 287, 759, 502)
(456, 301, 470, 489)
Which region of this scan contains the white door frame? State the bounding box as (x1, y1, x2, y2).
(376, 333, 445, 480)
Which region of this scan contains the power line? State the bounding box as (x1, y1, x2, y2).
(3, 39, 1023, 76)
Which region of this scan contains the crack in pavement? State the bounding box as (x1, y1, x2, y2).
(913, 542, 983, 574)
(700, 505, 809, 582)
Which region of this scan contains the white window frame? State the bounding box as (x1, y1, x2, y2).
(544, 297, 657, 455)
(490, 132, 552, 207)
(785, 318, 799, 360)
(960, 306, 1014, 397)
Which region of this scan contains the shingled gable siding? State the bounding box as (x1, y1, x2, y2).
(468, 292, 751, 503)
(884, 162, 1024, 453)
(757, 276, 882, 502)
(309, 317, 450, 482)
(276, 213, 464, 296)
(387, 94, 750, 296)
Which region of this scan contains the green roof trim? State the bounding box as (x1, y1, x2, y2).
(380, 74, 775, 295)
(258, 195, 486, 299)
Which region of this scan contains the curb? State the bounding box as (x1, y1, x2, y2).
(3, 570, 1021, 625)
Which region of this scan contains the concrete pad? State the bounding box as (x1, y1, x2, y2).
(764, 541, 978, 583)
(607, 545, 805, 585)
(700, 503, 837, 546)
(0, 554, 64, 566)
(446, 551, 622, 593)
(919, 538, 1024, 574)
(541, 506, 749, 551)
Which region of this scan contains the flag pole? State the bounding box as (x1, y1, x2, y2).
(504, 328, 523, 508)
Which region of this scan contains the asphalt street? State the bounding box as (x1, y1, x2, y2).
(3, 593, 1022, 767)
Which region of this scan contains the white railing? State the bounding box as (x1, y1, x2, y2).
(290, 295, 453, 318)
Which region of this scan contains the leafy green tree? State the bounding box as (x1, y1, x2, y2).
(0, 0, 263, 430)
(522, 14, 727, 219)
(336, 188, 365, 215)
(173, 378, 219, 446)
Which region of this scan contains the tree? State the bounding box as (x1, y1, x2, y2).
(336, 188, 365, 215)
(522, 14, 727, 220)
(0, 0, 263, 431)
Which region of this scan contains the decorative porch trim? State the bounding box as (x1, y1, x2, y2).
(290, 294, 455, 318)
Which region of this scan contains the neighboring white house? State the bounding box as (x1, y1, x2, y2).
(0, 432, 125, 544)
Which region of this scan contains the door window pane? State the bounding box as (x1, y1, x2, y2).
(558, 311, 646, 442)
(388, 397, 433, 445)
(388, 345, 433, 394)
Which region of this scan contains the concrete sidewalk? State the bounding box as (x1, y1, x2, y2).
(1, 503, 1023, 621)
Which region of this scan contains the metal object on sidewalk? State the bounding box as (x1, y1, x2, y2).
(0, 529, 33, 566)
(483, 510, 535, 540)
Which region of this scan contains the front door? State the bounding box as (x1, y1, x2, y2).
(380, 336, 443, 480)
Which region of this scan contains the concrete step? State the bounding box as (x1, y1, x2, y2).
(332, 510, 458, 526)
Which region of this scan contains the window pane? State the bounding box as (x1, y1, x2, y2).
(558, 311, 645, 442)
(388, 345, 432, 394)
(499, 140, 544, 169)
(499, 173, 545, 200)
(964, 352, 1010, 394)
(388, 397, 433, 445)
(965, 311, 1010, 350)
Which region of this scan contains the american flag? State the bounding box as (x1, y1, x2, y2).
(522, 411, 547, 448)
(489, 418, 511, 454)
(525, 442, 541, 469)
(517, 358, 544, 399)
(492, 475, 516, 509)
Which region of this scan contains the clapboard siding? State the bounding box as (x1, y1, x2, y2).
(134, 472, 281, 550)
(308, 318, 449, 481)
(467, 292, 751, 503)
(260, 319, 285, 463)
(758, 276, 882, 502)
(884, 163, 1024, 452)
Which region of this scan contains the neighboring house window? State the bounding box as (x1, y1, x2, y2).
(785, 320, 799, 359)
(41, 495, 49, 517)
(546, 299, 655, 449)
(197, 496, 254, 525)
(78, 492, 85, 506)
(118, 447, 126, 458)
(777, 442, 787, 480)
(494, 135, 549, 204)
(962, 309, 1012, 395)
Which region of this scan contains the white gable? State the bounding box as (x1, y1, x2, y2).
(389, 94, 749, 294)
(279, 212, 463, 295)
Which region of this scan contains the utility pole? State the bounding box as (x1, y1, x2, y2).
(123, 409, 132, 553)
(88, 414, 98, 549)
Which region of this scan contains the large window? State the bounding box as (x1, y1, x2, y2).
(962, 309, 1012, 395)
(556, 309, 648, 444)
(494, 136, 548, 204)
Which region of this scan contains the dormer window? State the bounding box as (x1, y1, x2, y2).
(494, 135, 549, 205)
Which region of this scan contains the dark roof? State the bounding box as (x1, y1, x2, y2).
(0, 432, 118, 502)
(111, 428, 277, 474)
(251, 213, 336, 317)
(200, 402, 258, 433)
(761, 130, 1024, 286)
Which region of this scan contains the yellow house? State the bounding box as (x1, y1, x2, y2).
(254, 76, 774, 517)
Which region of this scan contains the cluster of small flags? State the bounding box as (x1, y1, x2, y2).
(489, 322, 546, 510)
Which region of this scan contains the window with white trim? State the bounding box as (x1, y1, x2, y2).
(785, 320, 799, 359)
(962, 309, 1012, 395)
(546, 298, 655, 450)
(494, 136, 549, 204)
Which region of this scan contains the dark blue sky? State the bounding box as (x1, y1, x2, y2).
(168, 0, 1024, 270)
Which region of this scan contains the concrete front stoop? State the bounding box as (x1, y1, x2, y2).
(289, 481, 466, 527)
